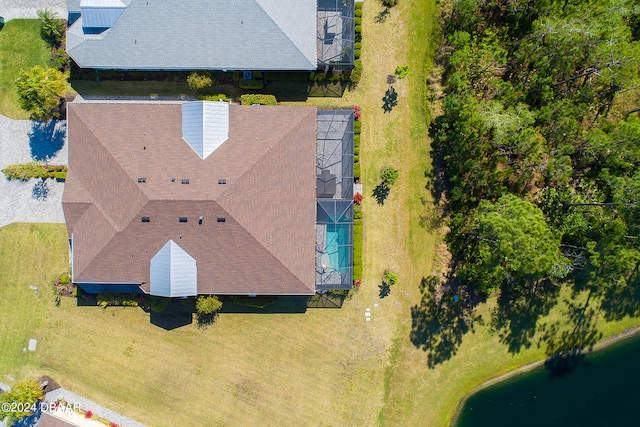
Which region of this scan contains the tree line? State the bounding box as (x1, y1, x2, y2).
(433, 0, 640, 304)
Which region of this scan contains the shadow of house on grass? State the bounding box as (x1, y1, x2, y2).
(410, 276, 483, 368)
(29, 121, 66, 161)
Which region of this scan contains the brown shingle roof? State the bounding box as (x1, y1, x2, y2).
(63, 103, 317, 295)
(38, 413, 77, 427)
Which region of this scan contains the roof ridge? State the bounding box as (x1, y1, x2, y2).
(220, 108, 315, 288)
(253, 0, 316, 68)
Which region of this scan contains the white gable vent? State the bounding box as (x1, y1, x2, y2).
(150, 240, 198, 297)
(182, 101, 229, 160)
(80, 0, 126, 30)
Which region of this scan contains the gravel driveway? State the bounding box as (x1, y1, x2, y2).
(0, 0, 67, 21)
(0, 115, 67, 228)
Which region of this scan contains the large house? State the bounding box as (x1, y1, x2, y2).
(63, 101, 354, 296)
(65, 0, 355, 70)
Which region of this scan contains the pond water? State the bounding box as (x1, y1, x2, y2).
(453, 332, 640, 427)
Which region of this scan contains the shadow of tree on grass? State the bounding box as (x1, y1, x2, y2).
(382, 86, 398, 113)
(540, 296, 602, 378)
(372, 182, 390, 205)
(410, 276, 483, 368)
(490, 279, 561, 354)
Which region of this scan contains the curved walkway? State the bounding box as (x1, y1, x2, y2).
(0, 115, 67, 228)
(0, 0, 66, 21)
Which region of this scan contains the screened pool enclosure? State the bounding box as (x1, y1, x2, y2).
(317, 0, 356, 67)
(316, 110, 354, 291)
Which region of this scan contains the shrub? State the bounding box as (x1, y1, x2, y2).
(354, 192, 363, 204)
(355, 24, 362, 33)
(239, 94, 277, 105)
(232, 71, 240, 82)
(197, 93, 229, 102)
(354, 134, 361, 149)
(54, 171, 66, 181)
(355, 42, 362, 50)
(355, 2, 363, 10)
(59, 274, 70, 285)
(49, 47, 70, 71)
(85, 410, 93, 419)
(16, 66, 69, 121)
(381, 167, 399, 185)
(354, 146, 360, 156)
(0, 379, 44, 424)
(2, 162, 47, 180)
(350, 59, 363, 85)
(196, 295, 223, 314)
(186, 71, 213, 90)
(382, 0, 398, 7)
(354, 162, 361, 181)
(96, 293, 139, 308)
(146, 296, 170, 313)
(38, 9, 65, 46)
(230, 296, 276, 308)
(384, 270, 399, 286)
(355, 49, 361, 59)
(354, 120, 362, 134)
(355, 17, 362, 25)
(354, 203, 362, 219)
(239, 79, 265, 90)
(355, 8, 363, 17)
(394, 64, 410, 79)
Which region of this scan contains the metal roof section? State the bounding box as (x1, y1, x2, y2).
(80, 0, 127, 30)
(182, 101, 229, 160)
(150, 239, 198, 297)
(67, 0, 317, 70)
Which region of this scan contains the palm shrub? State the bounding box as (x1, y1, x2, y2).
(16, 66, 68, 121)
(380, 167, 399, 185)
(37, 9, 65, 46)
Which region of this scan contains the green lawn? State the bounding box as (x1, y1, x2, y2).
(0, 20, 51, 119)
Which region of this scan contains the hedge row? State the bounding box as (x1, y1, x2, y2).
(2, 163, 67, 181)
(265, 71, 310, 81)
(97, 293, 139, 308)
(239, 94, 277, 105)
(239, 78, 265, 90)
(353, 217, 363, 281)
(196, 93, 230, 102)
(354, 123, 361, 181)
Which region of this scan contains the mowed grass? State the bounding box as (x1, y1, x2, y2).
(0, 224, 68, 376)
(0, 20, 51, 119)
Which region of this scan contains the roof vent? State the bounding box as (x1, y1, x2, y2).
(181, 179, 190, 184)
(199, 216, 203, 225)
(141, 216, 150, 222)
(179, 217, 187, 223)
(138, 177, 147, 183)
(217, 217, 226, 223)
(218, 179, 227, 184)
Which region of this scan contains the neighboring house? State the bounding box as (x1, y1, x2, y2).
(65, 0, 355, 71)
(62, 101, 354, 296)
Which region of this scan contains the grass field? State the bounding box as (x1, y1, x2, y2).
(0, 20, 51, 119)
(2, 2, 640, 427)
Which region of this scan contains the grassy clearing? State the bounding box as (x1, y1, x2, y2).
(0, 20, 51, 119)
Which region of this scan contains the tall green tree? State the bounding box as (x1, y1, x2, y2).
(465, 194, 566, 293)
(15, 66, 68, 121)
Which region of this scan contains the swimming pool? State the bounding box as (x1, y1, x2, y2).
(325, 224, 350, 273)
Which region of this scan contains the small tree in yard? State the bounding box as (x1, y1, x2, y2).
(187, 71, 214, 90)
(380, 167, 399, 185)
(196, 295, 223, 314)
(16, 66, 68, 121)
(0, 379, 44, 424)
(38, 9, 65, 46)
(384, 270, 399, 286)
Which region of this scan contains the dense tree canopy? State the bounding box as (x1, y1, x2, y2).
(435, 0, 640, 299)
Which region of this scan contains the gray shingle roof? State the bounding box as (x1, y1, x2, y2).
(66, 0, 317, 70)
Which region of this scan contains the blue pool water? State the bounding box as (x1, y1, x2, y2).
(326, 224, 350, 273)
